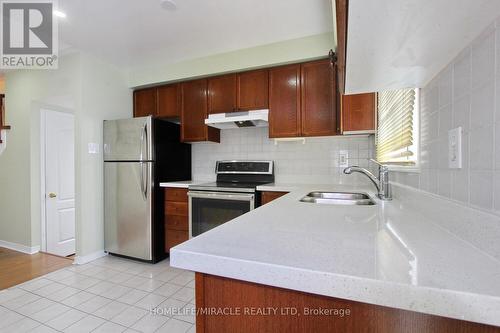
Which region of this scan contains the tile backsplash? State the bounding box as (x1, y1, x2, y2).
(393, 19, 500, 214)
(192, 127, 375, 184)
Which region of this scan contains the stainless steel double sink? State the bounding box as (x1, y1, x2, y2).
(300, 191, 376, 205)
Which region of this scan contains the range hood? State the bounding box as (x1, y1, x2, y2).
(205, 109, 268, 129)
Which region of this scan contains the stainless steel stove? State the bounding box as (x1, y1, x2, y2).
(188, 160, 274, 237)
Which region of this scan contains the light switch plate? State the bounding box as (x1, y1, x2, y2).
(339, 150, 349, 168)
(88, 143, 100, 154)
(448, 127, 462, 169)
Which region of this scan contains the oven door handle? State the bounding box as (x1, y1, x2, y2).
(188, 191, 254, 201)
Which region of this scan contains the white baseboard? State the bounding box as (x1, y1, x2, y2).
(0, 240, 40, 254)
(73, 250, 107, 265)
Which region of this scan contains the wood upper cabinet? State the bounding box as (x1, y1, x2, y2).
(181, 79, 220, 143)
(181, 79, 208, 141)
(237, 69, 269, 111)
(133, 88, 157, 117)
(336, 0, 347, 94)
(269, 60, 338, 138)
(134, 58, 342, 139)
(208, 70, 268, 114)
(342, 93, 376, 133)
(269, 64, 301, 138)
(157, 84, 180, 118)
(301, 59, 337, 137)
(208, 74, 237, 114)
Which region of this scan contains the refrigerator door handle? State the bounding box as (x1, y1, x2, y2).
(139, 122, 148, 200)
(139, 161, 147, 200)
(140, 123, 146, 161)
(144, 162, 149, 199)
(144, 123, 149, 161)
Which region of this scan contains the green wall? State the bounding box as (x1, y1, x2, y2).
(1, 52, 132, 258)
(128, 32, 335, 88)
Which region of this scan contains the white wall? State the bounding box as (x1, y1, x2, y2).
(393, 18, 500, 215)
(0, 52, 132, 256)
(192, 127, 375, 185)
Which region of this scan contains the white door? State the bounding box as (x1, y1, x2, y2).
(45, 110, 75, 256)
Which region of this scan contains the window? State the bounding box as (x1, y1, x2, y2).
(376, 88, 419, 169)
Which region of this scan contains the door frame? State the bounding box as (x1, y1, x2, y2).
(39, 107, 75, 253)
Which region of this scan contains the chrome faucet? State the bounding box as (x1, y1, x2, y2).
(343, 159, 392, 201)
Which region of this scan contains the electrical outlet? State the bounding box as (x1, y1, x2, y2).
(339, 150, 349, 168)
(448, 127, 462, 169)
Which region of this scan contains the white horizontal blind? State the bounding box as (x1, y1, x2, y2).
(376, 88, 417, 165)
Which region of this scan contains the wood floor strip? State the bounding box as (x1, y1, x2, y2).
(0, 247, 73, 290)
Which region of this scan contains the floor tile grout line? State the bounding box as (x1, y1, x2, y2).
(89, 320, 129, 333)
(31, 268, 193, 298)
(2, 280, 195, 328)
(3, 282, 194, 314)
(5, 276, 194, 313)
(1, 256, 196, 331)
(0, 303, 67, 333)
(2, 284, 192, 331)
(2, 300, 194, 332)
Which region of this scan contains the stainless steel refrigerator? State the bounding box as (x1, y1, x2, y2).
(104, 116, 191, 263)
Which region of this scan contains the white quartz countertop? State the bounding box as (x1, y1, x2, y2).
(170, 184, 500, 327)
(256, 183, 303, 192)
(159, 180, 205, 188)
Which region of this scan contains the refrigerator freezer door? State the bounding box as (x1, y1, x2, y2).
(104, 161, 153, 260)
(104, 117, 153, 161)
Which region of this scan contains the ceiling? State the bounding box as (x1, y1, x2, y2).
(345, 0, 500, 94)
(57, 0, 334, 70)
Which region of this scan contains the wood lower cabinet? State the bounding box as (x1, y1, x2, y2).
(301, 59, 338, 136)
(134, 88, 157, 117)
(269, 64, 301, 138)
(166, 215, 188, 231)
(157, 84, 180, 118)
(342, 93, 376, 133)
(165, 187, 189, 202)
(167, 230, 189, 251)
(237, 69, 269, 111)
(208, 74, 237, 114)
(181, 79, 220, 143)
(261, 191, 288, 205)
(165, 187, 190, 252)
(165, 202, 188, 216)
(195, 273, 500, 333)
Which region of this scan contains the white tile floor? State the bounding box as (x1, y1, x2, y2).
(0, 255, 196, 333)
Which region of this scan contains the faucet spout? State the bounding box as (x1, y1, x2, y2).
(343, 166, 380, 193)
(343, 160, 392, 201)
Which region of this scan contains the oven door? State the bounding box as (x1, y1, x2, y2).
(188, 191, 255, 237)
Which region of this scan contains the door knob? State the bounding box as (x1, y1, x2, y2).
(48, 192, 57, 198)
